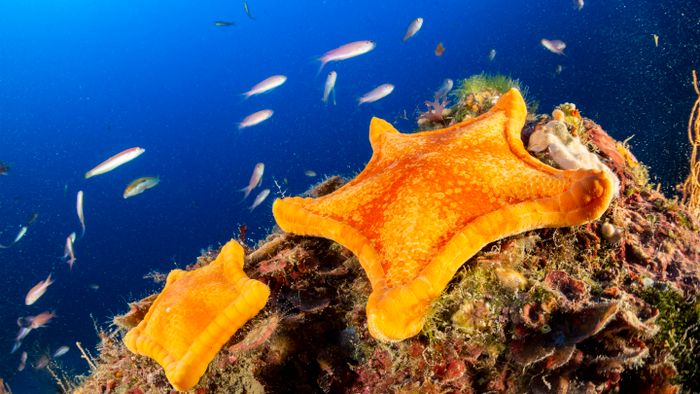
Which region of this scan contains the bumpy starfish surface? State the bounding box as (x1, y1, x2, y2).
(273, 89, 614, 342)
(123, 240, 270, 390)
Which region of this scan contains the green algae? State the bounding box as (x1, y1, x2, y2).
(453, 73, 524, 98)
(451, 73, 538, 121)
(639, 286, 700, 388)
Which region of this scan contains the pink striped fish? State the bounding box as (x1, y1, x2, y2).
(85, 147, 145, 178)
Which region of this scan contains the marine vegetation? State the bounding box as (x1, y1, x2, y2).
(450, 73, 539, 123)
(65, 75, 699, 393)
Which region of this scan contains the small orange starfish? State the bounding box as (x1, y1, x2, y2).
(123, 240, 270, 390)
(273, 89, 614, 342)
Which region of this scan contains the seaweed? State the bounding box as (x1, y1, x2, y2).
(639, 286, 700, 389)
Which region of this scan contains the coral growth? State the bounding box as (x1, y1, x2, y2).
(70, 76, 699, 393)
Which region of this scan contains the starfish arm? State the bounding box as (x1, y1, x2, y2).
(365, 168, 613, 341)
(272, 197, 387, 289)
(168, 278, 270, 390)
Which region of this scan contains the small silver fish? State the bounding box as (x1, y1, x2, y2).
(435, 79, 453, 98)
(243, 0, 255, 20)
(541, 39, 566, 55)
(64, 232, 77, 270)
(322, 71, 337, 105)
(52, 346, 69, 358)
(76, 190, 85, 237)
(18, 351, 27, 371)
(318, 40, 375, 74)
(85, 147, 145, 179)
(15, 327, 31, 342)
(33, 355, 49, 370)
(249, 189, 270, 211)
(403, 17, 423, 42)
(214, 21, 234, 27)
(243, 75, 287, 99)
(488, 48, 497, 62)
(0, 226, 28, 249)
(238, 110, 273, 129)
(358, 84, 394, 105)
(13, 226, 27, 243)
(241, 163, 264, 199)
(123, 177, 160, 199)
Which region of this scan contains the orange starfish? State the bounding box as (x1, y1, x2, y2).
(272, 89, 614, 342)
(123, 240, 270, 391)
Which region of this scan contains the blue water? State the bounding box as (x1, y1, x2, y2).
(1, 0, 698, 391)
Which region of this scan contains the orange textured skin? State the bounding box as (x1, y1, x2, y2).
(123, 240, 270, 391)
(272, 89, 614, 342)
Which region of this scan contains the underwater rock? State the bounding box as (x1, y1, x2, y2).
(71, 81, 699, 393)
(273, 89, 614, 342)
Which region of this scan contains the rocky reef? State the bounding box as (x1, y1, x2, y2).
(67, 75, 700, 393)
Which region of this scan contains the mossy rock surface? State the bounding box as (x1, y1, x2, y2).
(70, 79, 700, 394)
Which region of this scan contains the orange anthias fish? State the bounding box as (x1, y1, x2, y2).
(241, 163, 264, 199)
(434, 42, 445, 56)
(27, 311, 56, 329)
(25, 273, 53, 305)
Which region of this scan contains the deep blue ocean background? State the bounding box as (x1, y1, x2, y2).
(1, 0, 698, 391)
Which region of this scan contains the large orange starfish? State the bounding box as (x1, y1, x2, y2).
(272, 89, 614, 342)
(123, 240, 270, 390)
